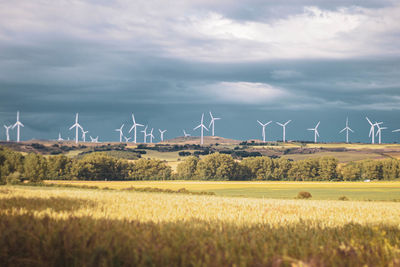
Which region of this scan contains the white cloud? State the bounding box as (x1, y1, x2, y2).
(200, 82, 289, 104)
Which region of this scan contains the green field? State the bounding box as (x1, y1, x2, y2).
(47, 180, 400, 201)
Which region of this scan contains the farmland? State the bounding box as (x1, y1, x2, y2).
(47, 180, 400, 201)
(1, 185, 400, 266)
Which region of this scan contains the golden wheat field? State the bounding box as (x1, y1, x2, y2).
(1, 185, 400, 266)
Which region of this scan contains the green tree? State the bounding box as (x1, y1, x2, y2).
(196, 153, 239, 180)
(287, 158, 319, 181)
(128, 158, 172, 180)
(381, 159, 400, 180)
(71, 153, 128, 180)
(273, 158, 292, 180)
(24, 153, 48, 183)
(340, 162, 362, 181)
(176, 156, 199, 179)
(361, 160, 383, 180)
(318, 157, 338, 181)
(240, 157, 275, 180)
(47, 155, 73, 179)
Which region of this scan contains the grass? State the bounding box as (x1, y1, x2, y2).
(46, 180, 400, 201)
(1, 185, 400, 266)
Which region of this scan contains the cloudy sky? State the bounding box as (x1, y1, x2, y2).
(1, 0, 400, 143)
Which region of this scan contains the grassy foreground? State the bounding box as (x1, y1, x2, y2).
(46, 180, 400, 201)
(1, 186, 400, 266)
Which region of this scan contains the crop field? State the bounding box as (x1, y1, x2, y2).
(281, 151, 385, 162)
(46, 180, 400, 201)
(1, 185, 400, 266)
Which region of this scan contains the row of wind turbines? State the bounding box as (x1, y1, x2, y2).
(2, 111, 399, 145)
(57, 112, 220, 145)
(256, 117, 392, 144)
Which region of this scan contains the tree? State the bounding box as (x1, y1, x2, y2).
(273, 158, 292, 180)
(340, 162, 362, 181)
(47, 155, 72, 179)
(196, 153, 240, 180)
(71, 153, 128, 180)
(287, 158, 319, 181)
(318, 157, 338, 181)
(24, 153, 48, 183)
(361, 160, 383, 180)
(176, 156, 199, 179)
(240, 157, 275, 180)
(128, 158, 172, 180)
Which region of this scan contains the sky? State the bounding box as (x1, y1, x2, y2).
(1, 0, 400, 143)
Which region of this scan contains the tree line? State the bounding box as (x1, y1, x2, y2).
(1, 146, 400, 183)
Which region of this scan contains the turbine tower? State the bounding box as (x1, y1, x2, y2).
(12, 111, 24, 142)
(339, 117, 354, 143)
(209, 111, 221, 136)
(183, 130, 191, 137)
(141, 125, 148, 143)
(82, 130, 89, 142)
(366, 117, 376, 144)
(194, 113, 209, 145)
(69, 113, 83, 144)
(148, 128, 155, 143)
(159, 129, 167, 142)
(128, 114, 143, 144)
(276, 120, 291, 143)
(57, 132, 64, 141)
(115, 124, 124, 142)
(307, 121, 320, 143)
(375, 123, 386, 144)
(257, 120, 272, 142)
(4, 125, 12, 142)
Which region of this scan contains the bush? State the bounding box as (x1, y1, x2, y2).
(6, 172, 22, 185)
(338, 196, 349, 201)
(297, 191, 312, 199)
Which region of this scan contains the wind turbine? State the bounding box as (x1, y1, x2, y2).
(141, 125, 148, 143)
(57, 132, 64, 141)
(375, 123, 386, 144)
(366, 117, 376, 144)
(12, 111, 24, 142)
(276, 120, 291, 143)
(69, 113, 83, 144)
(90, 136, 99, 143)
(307, 121, 320, 143)
(115, 124, 124, 142)
(124, 136, 131, 142)
(209, 111, 221, 136)
(159, 129, 167, 142)
(82, 130, 89, 142)
(4, 125, 12, 142)
(339, 117, 354, 143)
(129, 114, 143, 144)
(257, 120, 272, 142)
(194, 113, 209, 145)
(148, 128, 155, 143)
(183, 130, 191, 137)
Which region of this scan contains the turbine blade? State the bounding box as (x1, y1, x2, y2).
(276, 122, 283, 127)
(339, 128, 346, 133)
(284, 120, 291, 126)
(366, 117, 373, 125)
(194, 125, 201, 130)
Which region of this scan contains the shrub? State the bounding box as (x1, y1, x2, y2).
(297, 191, 312, 199)
(338, 196, 349, 201)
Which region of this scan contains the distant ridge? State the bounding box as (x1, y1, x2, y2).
(163, 136, 241, 145)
